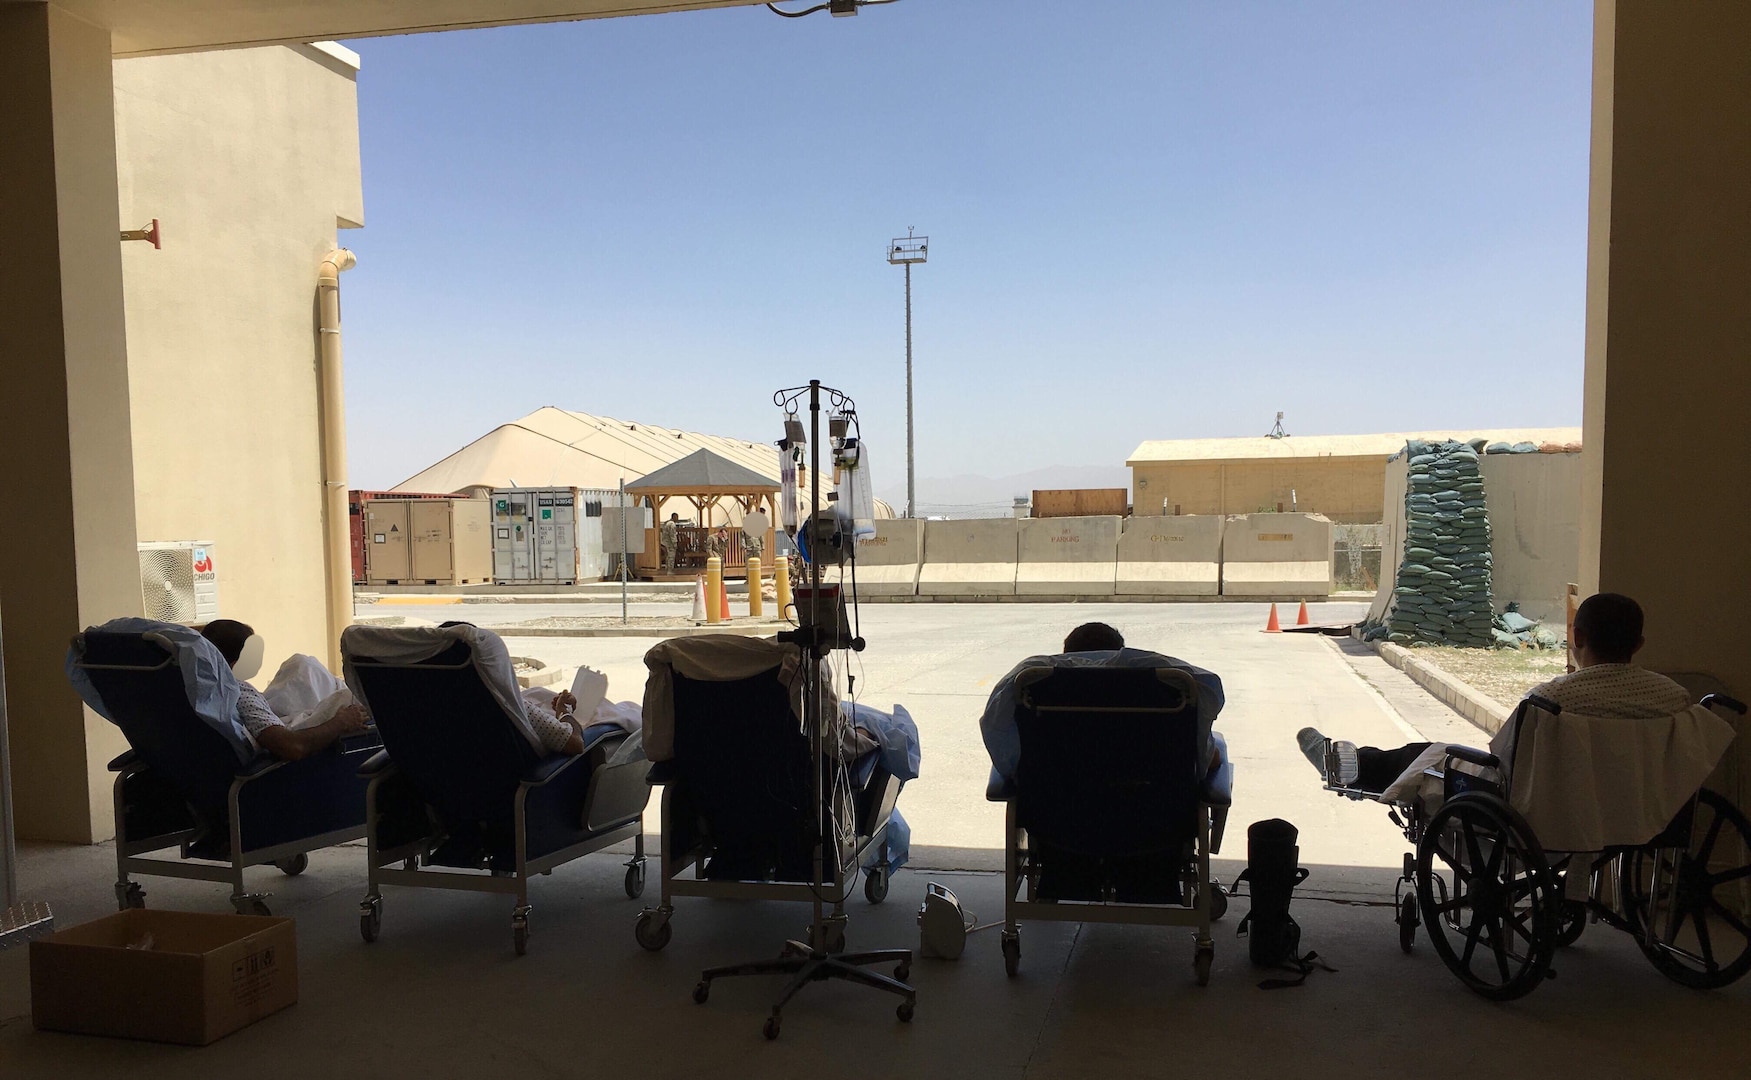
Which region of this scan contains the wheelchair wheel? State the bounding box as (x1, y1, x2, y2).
(1398, 893, 1419, 953)
(1620, 789, 1751, 989)
(1416, 793, 1558, 1001)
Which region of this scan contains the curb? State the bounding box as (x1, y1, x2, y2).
(1365, 635, 1511, 735)
(493, 622, 781, 639)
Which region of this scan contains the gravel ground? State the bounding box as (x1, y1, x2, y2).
(1410, 644, 1569, 706)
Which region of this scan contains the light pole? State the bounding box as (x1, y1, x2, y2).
(887, 229, 927, 519)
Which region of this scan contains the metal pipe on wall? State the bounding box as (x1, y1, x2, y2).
(317, 249, 356, 673)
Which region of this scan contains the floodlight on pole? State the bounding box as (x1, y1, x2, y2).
(887, 228, 927, 519)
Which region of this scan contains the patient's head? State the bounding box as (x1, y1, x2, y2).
(199, 619, 255, 667)
(1063, 622, 1124, 653)
(1573, 593, 1644, 666)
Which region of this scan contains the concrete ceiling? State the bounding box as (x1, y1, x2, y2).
(47, 0, 768, 57)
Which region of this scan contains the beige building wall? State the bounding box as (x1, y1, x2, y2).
(116, 44, 363, 697)
(1580, 2, 1750, 810)
(1133, 457, 1386, 524)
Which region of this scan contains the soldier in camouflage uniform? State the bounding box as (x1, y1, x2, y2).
(660, 513, 680, 573)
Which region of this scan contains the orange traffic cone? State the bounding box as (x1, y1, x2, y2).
(691, 577, 707, 622)
(1263, 603, 1282, 633)
(719, 580, 731, 621)
(1296, 601, 1310, 626)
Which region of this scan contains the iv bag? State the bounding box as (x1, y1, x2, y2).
(833, 441, 877, 542)
(780, 445, 800, 533)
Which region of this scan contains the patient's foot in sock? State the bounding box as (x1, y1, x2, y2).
(1296, 727, 1358, 786)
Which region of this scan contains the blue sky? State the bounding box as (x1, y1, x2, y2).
(342, 0, 1595, 491)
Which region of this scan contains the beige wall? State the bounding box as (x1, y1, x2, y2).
(1580, 1, 1750, 693)
(1132, 457, 1387, 524)
(1580, 1, 1751, 810)
(0, 36, 363, 843)
(0, 6, 143, 843)
(116, 44, 363, 692)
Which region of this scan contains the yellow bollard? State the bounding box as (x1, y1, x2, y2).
(747, 556, 763, 618)
(775, 554, 792, 618)
(705, 556, 723, 625)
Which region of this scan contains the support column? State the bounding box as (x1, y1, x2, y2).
(0, 5, 141, 843)
(1579, 1, 1751, 699)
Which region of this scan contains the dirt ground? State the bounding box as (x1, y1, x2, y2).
(1411, 644, 1569, 706)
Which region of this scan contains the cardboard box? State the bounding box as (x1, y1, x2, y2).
(31, 909, 297, 1045)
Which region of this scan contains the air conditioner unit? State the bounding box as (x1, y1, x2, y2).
(138, 541, 219, 625)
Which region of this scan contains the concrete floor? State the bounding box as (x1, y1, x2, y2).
(5, 603, 1748, 1077)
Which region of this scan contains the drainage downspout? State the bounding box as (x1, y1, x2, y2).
(317, 249, 356, 674)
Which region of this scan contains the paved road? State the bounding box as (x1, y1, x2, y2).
(473, 600, 1480, 895)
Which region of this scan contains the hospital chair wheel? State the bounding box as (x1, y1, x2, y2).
(763, 1015, 782, 1041)
(1208, 885, 1228, 922)
(116, 882, 146, 911)
(360, 904, 382, 943)
(1416, 794, 1557, 1001)
(274, 854, 309, 876)
(864, 867, 889, 905)
(513, 924, 529, 956)
(1194, 946, 1214, 987)
(1620, 788, 1751, 990)
(625, 862, 646, 899)
(692, 981, 710, 1004)
(233, 897, 272, 917)
(1399, 893, 1419, 953)
(635, 912, 672, 952)
(1555, 901, 1587, 947)
(894, 962, 911, 983)
(1001, 932, 1021, 977)
(896, 999, 915, 1023)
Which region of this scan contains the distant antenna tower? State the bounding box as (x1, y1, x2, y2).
(1267, 411, 1289, 439)
(888, 227, 928, 519)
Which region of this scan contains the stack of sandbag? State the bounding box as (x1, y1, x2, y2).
(1383, 439, 1494, 646)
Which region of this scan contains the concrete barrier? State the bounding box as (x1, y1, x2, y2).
(1220, 513, 1333, 597)
(1016, 515, 1120, 596)
(919, 519, 1018, 597)
(828, 518, 923, 597)
(1116, 515, 1222, 596)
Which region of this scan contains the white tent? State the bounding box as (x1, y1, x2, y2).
(394, 406, 894, 517)
(393, 407, 787, 496)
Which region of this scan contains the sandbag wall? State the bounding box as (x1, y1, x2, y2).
(1381, 440, 1494, 645)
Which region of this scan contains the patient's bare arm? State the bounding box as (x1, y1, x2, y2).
(257, 704, 371, 762)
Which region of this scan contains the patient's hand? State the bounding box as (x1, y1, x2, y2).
(334, 703, 371, 734)
(552, 690, 578, 717)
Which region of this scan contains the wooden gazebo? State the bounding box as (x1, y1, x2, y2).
(626, 449, 780, 580)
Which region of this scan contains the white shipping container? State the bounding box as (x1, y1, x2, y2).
(491, 488, 616, 584)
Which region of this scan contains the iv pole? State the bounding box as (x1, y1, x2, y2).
(689, 380, 915, 1040)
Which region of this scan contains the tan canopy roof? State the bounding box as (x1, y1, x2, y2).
(625, 449, 778, 495)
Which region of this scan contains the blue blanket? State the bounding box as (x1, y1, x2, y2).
(67, 617, 254, 764)
(843, 701, 920, 870)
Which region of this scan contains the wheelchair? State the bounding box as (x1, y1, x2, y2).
(1324, 692, 1750, 1000)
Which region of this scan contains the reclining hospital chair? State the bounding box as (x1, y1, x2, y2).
(67, 619, 378, 915)
(341, 624, 651, 954)
(633, 636, 907, 955)
(1320, 692, 1749, 1000)
(986, 664, 1231, 984)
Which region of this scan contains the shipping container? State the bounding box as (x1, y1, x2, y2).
(349, 489, 454, 583)
(364, 497, 492, 585)
(489, 487, 622, 584)
(1031, 488, 1130, 518)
